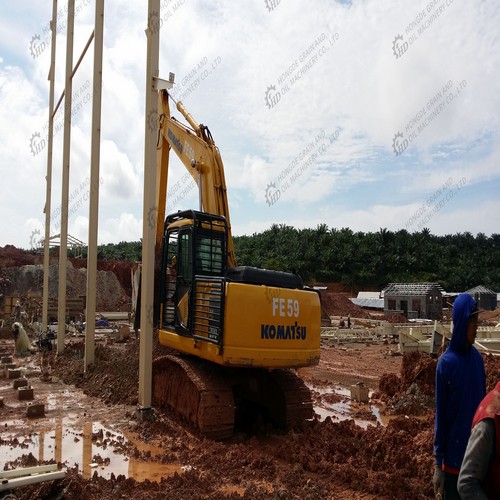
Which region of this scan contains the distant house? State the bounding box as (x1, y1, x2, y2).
(383, 283, 444, 320)
(465, 285, 498, 311)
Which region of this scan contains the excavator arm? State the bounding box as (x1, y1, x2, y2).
(155, 89, 236, 268)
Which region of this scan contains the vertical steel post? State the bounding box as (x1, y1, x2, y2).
(42, 0, 58, 334)
(138, 0, 160, 414)
(57, 0, 75, 352)
(84, 0, 104, 369)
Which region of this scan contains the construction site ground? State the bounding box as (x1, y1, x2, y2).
(1, 332, 499, 500)
(2, 249, 500, 498)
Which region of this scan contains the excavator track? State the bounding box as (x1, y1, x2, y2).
(152, 355, 235, 440)
(153, 355, 313, 440)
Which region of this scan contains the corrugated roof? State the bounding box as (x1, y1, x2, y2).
(350, 298, 384, 309)
(383, 282, 445, 296)
(465, 285, 496, 295)
(357, 291, 381, 299)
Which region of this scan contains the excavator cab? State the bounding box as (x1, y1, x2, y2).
(159, 209, 228, 342)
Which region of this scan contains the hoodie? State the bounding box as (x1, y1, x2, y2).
(434, 293, 486, 472)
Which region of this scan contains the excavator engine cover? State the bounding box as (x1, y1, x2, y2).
(225, 266, 304, 289)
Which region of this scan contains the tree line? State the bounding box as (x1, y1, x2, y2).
(69, 227, 500, 292)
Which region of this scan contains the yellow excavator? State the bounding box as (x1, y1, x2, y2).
(151, 88, 321, 439)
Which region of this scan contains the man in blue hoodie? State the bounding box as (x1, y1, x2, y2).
(433, 293, 486, 499)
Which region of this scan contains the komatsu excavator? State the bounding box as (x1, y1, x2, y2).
(151, 88, 321, 439)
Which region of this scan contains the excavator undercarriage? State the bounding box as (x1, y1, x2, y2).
(152, 355, 313, 440)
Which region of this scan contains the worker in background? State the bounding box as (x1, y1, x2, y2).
(14, 300, 21, 321)
(457, 380, 500, 499)
(433, 293, 486, 499)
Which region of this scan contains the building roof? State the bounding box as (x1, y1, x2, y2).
(465, 285, 496, 295)
(350, 297, 384, 309)
(357, 291, 381, 299)
(383, 282, 445, 296)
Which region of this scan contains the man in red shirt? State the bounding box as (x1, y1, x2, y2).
(458, 381, 500, 499)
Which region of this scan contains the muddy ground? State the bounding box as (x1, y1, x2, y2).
(2, 335, 499, 500)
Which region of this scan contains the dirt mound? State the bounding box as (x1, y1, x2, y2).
(320, 291, 371, 319)
(375, 351, 437, 415)
(1, 261, 130, 312)
(0, 245, 38, 267)
(71, 258, 137, 298)
(0, 246, 136, 311)
(484, 353, 500, 392)
(376, 350, 500, 415)
(51, 340, 141, 406)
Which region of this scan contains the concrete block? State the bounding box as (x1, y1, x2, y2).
(1, 356, 13, 364)
(2, 363, 17, 378)
(350, 382, 369, 403)
(27, 403, 45, 418)
(13, 378, 29, 389)
(7, 369, 22, 380)
(18, 387, 34, 401)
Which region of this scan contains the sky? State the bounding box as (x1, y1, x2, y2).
(0, 0, 499, 250)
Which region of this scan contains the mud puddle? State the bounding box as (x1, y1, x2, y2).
(0, 419, 184, 481)
(310, 384, 382, 428)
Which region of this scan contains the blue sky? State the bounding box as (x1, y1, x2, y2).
(0, 0, 499, 249)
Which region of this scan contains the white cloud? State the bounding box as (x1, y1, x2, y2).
(1, 0, 499, 249)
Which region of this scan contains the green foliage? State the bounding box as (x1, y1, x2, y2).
(233, 228, 500, 292)
(68, 241, 142, 261)
(70, 229, 500, 292)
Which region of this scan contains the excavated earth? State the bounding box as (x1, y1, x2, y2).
(1, 335, 498, 500)
(2, 247, 500, 498)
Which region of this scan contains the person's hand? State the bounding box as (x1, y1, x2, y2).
(432, 464, 444, 498)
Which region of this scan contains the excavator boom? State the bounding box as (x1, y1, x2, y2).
(155, 90, 235, 267)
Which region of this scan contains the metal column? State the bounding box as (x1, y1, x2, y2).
(138, 0, 160, 415)
(84, 0, 104, 369)
(42, 0, 58, 334)
(57, 0, 75, 352)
